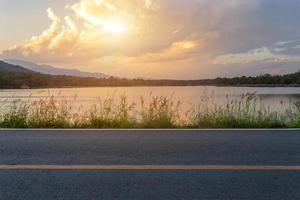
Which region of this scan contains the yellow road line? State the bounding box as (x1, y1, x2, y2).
(0, 165, 300, 171)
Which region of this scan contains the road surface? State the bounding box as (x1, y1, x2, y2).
(0, 129, 299, 200)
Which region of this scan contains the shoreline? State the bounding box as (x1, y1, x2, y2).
(0, 84, 299, 90)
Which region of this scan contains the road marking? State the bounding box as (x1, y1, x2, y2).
(0, 165, 300, 171)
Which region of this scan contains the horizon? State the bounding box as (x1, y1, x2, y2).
(1, 59, 299, 81)
(1, 0, 300, 79)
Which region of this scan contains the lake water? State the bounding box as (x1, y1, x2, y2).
(0, 86, 299, 112)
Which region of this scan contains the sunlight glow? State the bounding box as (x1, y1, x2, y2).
(183, 42, 196, 49)
(102, 19, 126, 34)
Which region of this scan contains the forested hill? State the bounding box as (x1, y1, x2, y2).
(0, 61, 32, 73)
(0, 61, 299, 89)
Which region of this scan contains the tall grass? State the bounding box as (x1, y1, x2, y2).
(0, 93, 299, 128)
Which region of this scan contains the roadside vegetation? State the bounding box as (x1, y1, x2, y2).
(0, 93, 299, 128)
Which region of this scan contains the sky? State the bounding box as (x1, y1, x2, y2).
(1, 0, 300, 79)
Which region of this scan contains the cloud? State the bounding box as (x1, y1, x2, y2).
(134, 32, 219, 64)
(1, 8, 79, 62)
(1, 0, 300, 78)
(1, 0, 213, 63)
(269, 39, 300, 56)
(214, 47, 276, 65)
(214, 42, 300, 66)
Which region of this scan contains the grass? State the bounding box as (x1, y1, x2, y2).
(0, 93, 299, 128)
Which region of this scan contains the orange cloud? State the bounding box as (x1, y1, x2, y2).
(1, 0, 205, 63)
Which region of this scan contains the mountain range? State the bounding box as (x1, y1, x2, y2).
(4, 59, 109, 79)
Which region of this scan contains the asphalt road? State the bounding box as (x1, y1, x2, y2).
(0, 129, 299, 200)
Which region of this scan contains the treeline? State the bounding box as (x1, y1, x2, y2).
(0, 69, 299, 89)
(195, 73, 300, 86)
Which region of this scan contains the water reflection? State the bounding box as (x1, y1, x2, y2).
(0, 86, 299, 112)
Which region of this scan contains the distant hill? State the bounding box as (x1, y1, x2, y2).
(0, 60, 299, 89)
(0, 61, 32, 73)
(4, 59, 109, 79)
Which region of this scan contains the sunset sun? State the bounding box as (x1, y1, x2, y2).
(102, 19, 126, 34)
